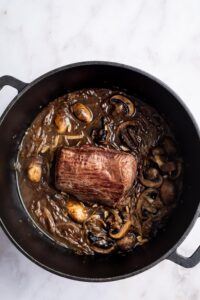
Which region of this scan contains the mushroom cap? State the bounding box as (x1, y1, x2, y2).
(139, 167, 163, 188)
(71, 102, 93, 123)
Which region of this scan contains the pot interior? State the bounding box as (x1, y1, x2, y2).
(0, 63, 199, 280)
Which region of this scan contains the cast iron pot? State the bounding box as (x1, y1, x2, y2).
(0, 62, 200, 282)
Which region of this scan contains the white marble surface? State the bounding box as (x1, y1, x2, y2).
(0, 0, 200, 299)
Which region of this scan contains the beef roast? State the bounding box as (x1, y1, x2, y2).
(55, 146, 137, 207)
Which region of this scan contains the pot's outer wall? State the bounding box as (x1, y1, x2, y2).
(0, 62, 199, 281)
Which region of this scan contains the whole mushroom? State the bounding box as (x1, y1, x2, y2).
(27, 158, 42, 183)
(71, 103, 93, 123)
(66, 199, 88, 223)
(55, 111, 71, 134)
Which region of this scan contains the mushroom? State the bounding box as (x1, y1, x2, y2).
(109, 217, 132, 239)
(117, 120, 138, 134)
(161, 160, 182, 179)
(163, 137, 177, 156)
(27, 158, 42, 182)
(127, 127, 142, 147)
(71, 103, 93, 123)
(136, 188, 162, 219)
(90, 243, 115, 254)
(66, 199, 88, 223)
(117, 121, 137, 151)
(55, 112, 71, 134)
(151, 147, 166, 167)
(87, 231, 104, 244)
(117, 120, 142, 152)
(143, 188, 161, 203)
(85, 214, 115, 254)
(120, 128, 137, 151)
(117, 234, 136, 250)
(160, 179, 176, 204)
(110, 95, 135, 116)
(139, 167, 163, 188)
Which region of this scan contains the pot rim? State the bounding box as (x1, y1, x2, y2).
(0, 61, 200, 282)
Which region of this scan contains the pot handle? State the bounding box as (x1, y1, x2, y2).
(0, 75, 27, 92)
(167, 246, 200, 268)
(168, 213, 200, 268)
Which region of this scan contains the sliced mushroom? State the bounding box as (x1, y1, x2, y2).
(117, 120, 137, 135)
(160, 179, 176, 205)
(143, 188, 161, 202)
(163, 137, 177, 156)
(117, 120, 143, 152)
(161, 161, 182, 179)
(55, 112, 71, 134)
(139, 168, 163, 188)
(71, 103, 93, 123)
(117, 234, 136, 250)
(151, 147, 166, 167)
(109, 217, 132, 239)
(127, 127, 142, 147)
(90, 243, 115, 254)
(66, 199, 88, 223)
(110, 95, 135, 116)
(136, 188, 161, 219)
(85, 214, 115, 253)
(120, 129, 137, 151)
(27, 158, 42, 182)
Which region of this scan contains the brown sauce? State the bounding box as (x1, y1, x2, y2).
(16, 88, 183, 255)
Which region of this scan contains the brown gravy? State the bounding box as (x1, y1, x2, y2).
(17, 88, 183, 255)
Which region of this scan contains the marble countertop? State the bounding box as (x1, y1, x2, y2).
(0, 0, 200, 299)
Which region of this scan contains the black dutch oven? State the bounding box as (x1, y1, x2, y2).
(0, 62, 200, 281)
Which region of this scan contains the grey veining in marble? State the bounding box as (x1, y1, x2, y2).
(0, 0, 200, 299)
